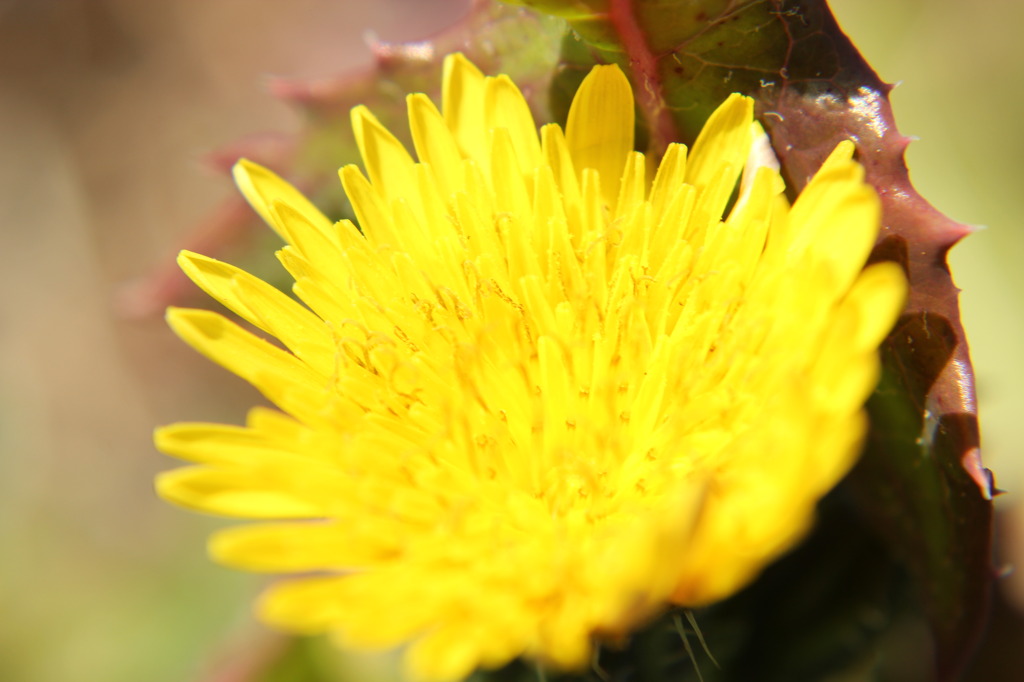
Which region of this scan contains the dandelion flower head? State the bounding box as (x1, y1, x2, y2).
(156, 54, 905, 681)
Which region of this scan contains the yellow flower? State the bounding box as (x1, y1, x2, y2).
(156, 54, 905, 680)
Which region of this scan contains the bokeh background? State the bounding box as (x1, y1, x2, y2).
(0, 1, 1020, 680)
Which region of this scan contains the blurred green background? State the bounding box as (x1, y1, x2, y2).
(0, 1, 1020, 680)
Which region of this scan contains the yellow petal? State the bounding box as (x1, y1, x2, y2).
(648, 141, 687, 217)
(408, 92, 464, 198)
(483, 74, 542, 174)
(685, 93, 752, 192)
(211, 521, 399, 572)
(339, 164, 404, 251)
(614, 151, 646, 221)
(405, 622, 487, 682)
(787, 165, 880, 294)
(155, 466, 328, 519)
(232, 159, 332, 242)
(442, 52, 487, 159)
(565, 64, 634, 208)
(488, 127, 532, 216)
(154, 422, 297, 466)
(843, 261, 908, 352)
(259, 576, 352, 633)
(351, 104, 418, 204)
(176, 251, 335, 375)
(165, 307, 323, 408)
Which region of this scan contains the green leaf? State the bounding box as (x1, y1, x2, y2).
(254, 636, 337, 682)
